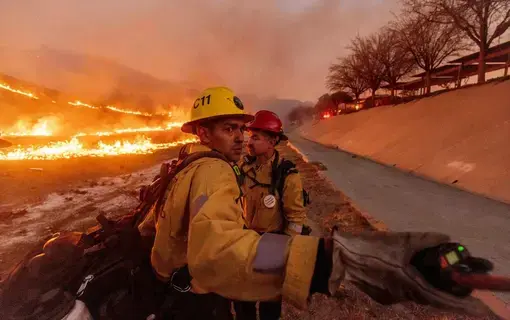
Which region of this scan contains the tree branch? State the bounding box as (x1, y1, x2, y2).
(488, 8, 510, 44)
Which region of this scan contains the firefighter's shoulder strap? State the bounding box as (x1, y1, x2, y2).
(241, 151, 292, 192)
(270, 151, 312, 235)
(152, 149, 242, 218)
(179, 150, 243, 193)
(239, 155, 270, 189)
(270, 151, 309, 206)
(240, 150, 309, 207)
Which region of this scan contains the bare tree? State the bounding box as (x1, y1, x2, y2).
(330, 91, 354, 104)
(288, 105, 315, 125)
(404, 0, 510, 83)
(314, 93, 337, 115)
(378, 28, 416, 97)
(349, 34, 386, 104)
(392, 14, 465, 93)
(326, 55, 368, 100)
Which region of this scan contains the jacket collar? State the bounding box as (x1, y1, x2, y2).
(180, 143, 213, 156)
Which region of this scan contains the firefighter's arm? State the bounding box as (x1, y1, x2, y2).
(137, 206, 156, 237)
(187, 159, 319, 308)
(282, 172, 307, 235)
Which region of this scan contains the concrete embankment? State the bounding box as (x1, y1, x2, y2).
(299, 79, 510, 204)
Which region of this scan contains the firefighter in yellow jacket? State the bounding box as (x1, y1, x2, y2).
(234, 110, 308, 320)
(241, 110, 307, 236)
(142, 86, 492, 319)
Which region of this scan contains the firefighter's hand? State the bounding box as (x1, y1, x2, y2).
(325, 227, 491, 317)
(410, 244, 493, 297)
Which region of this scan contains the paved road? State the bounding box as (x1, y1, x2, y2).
(290, 135, 510, 303)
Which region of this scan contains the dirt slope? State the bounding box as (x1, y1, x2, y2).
(299, 79, 510, 204)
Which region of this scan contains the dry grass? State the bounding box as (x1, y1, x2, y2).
(0, 148, 180, 276)
(277, 143, 498, 320)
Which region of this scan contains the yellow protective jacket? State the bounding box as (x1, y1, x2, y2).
(239, 152, 307, 235)
(139, 143, 319, 308)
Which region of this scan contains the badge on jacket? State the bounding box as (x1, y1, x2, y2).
(263, 195, 276, 208)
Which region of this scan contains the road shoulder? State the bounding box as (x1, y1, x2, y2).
(278, 142, 501, 320)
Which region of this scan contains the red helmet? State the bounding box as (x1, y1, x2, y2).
(247, 110, 288, 140)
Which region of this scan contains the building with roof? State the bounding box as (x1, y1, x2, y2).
(383, 40, 510, 95)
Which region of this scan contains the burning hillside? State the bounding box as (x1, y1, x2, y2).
(0, 83, 39, 99)
(2, 116, 59, 137)
(1, 136, 197, 161)
(0, 78, 196, 160)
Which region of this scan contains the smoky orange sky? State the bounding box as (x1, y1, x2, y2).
(0, 0, 400, 101)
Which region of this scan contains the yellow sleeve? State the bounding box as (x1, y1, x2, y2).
(282, 172, 307, 235)
(186, 159, 319, 308)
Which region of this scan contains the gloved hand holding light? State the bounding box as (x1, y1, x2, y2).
(311, 227, 510, 317)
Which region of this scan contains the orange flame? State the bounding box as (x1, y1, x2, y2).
(67, 100, 99, 110)
(2, 118, 59, 137)
(1, 82, 184, 119)
(75, 122, 184, 137)
(3, 119, 183, 138)
(0, 136, 198, 161)
(105, 105, 153, 117)
(0, 81, 196, 161)
(0, 83, 39, 99)
(67, 101, 179, 118)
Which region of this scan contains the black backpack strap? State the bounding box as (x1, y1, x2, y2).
(243, 172, 272, 190)
(272, 159, 312, 235)
(242, 155, 257, 165)
(273, 157, 298, 200)
(269, 151, 281, 195)
(273, 156, 312, 208)
(178, 144, 189, 159)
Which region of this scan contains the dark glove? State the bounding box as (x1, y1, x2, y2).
(411, 244, 493, 297)
(325, 227, 491, 316)
(310, 238, 332, 294)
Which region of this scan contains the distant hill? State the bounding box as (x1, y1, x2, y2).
(240, 94, 311, 127)
(0, 72, 62, 101)
(0, 72, 176, 136)
(0, 46, 199, 110)
(0, 46, 310, 126)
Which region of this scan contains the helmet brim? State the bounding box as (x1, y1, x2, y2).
(181, 114, 255, 134)
(246, 126, 288, 141)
